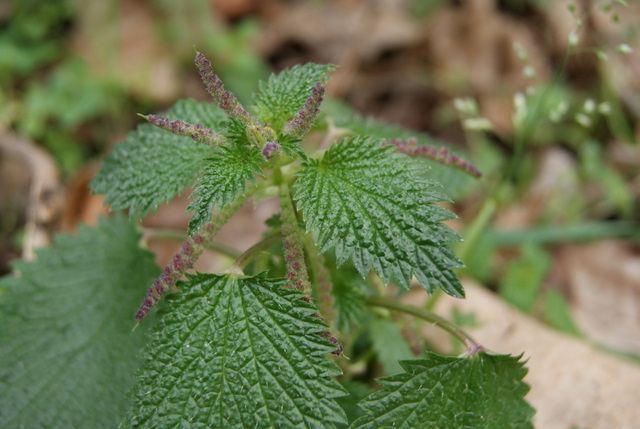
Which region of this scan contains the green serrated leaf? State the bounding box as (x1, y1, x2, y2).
(187, 144, 263, 234)
(0, 216, 159, 429)
(223, 116, 253, 147)
(279, 133, 308, 160)
(293, 136, 464, 297)
(368, 319, 415, 375)
(91, 99, 225, 219)
(331, 270, 371, 334)
(352, 353, 535, 428)
(252, 63, 336, 131)
(124, 273, 347, 428)
(336, 380, 375, 427)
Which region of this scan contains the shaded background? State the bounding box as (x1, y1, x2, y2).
(1, 0, 639, 427)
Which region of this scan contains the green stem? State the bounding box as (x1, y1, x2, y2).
(226, 230, 281, 275)
(425, 197, 497, 311)
(366, 296, 484, 355)
(279, 176, 312, 296)
(142, 228, 243, 259)
(504, 26, 574, 184)
(456, 197, 498, 263)
(135, 189, 250, 324)
(303, 234, 337, 325)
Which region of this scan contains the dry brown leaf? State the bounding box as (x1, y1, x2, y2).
(551, 240, 640, 355)
(405, 280, 640, 429)
(71, 0, 186, 102)
(0, 133, 63, 260)
(424, 0, 552, 134)
(60, 163, 109, 232)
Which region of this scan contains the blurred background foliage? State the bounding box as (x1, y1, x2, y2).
(1, 0, 639, 365)
(0, 0, 267, 175)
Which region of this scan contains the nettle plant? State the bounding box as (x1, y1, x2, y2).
(0, 52, 534, 428)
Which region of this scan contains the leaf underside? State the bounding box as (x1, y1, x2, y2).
(0, 216, 159, 429)
(187, 144, 263, 234)
(293, 136, 465, 297)
(352, 353, 535, 428)
(124, 273, 347, 428)
(91, 99, 225, 219)
(252, 63, 336, 131)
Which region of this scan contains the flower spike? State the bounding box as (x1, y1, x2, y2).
(135, 192, 247, 323)
(194, 51, 256, 125)
(383, 138, 482, 178)
(261, 141, 282, 159)
(142, 114, 226, 146)
(282, 81, 326, 137)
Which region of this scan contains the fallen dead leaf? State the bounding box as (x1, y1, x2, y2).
(0, 133, 64, 261)
(550, 240, 640, 355)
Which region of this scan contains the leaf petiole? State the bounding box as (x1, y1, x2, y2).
(365, 295, 484, 355)
(225, 230, 281, 275)
(141, 227, 243, 259)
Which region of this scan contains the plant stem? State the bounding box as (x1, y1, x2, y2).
(456, 197, 498, 263)
(303, 234, 337, 326)
(142, 228, 243, 259)
(424, 197, 498, 311)
(365, 296, 484, 355)
(279, 180, 312, 296)
(279, 174, 342, 354)
(226, 230, 281, 275)
(135, 189, 250, 324)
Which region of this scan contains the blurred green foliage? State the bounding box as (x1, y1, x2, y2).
(447, 0, 639, 347)
(0, 0, 73, 79)
(1, 0, 267, 175)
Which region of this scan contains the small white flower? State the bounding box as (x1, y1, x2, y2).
(575, 113, 592, 127)
(453, 97, 479, 116)
(583, 99, 596, 113)
(512, 92, 527, 127)
(549, 101, 569, 123)
(598, 102, 612, 115)
(463, 117, 494, 132)
(568, 32, 580, 47)
(616, 43, 633, 54)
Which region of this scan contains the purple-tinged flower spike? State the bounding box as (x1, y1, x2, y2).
(305, 244, 337, 327)
(318, 329, 343, 356)
(135, 234, 203, 323)
(310, 253, 342, 355)
(382, 138, 483, 178)
(194, 51, 256, 125)
(279, 183, 312, 297)
(282, 81, 326, 137)
(142, 114, 226, 146)
(262, 141, 282, 159)
(135, 191, 248, 323)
